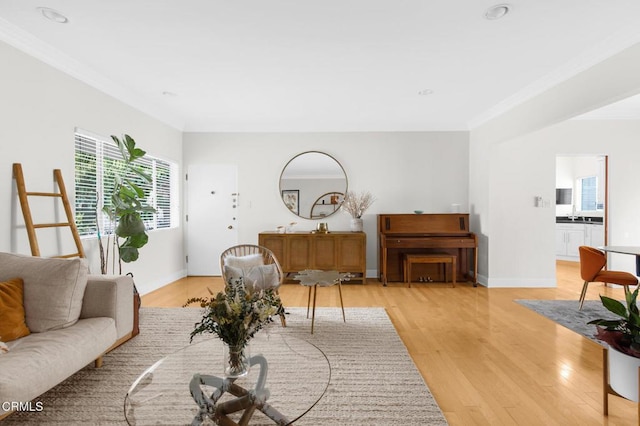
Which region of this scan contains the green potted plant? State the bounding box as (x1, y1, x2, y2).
(184, 279, 281, 377)
(588, 286, 640, 402)
(589, 287, 640, 358)
(98, 134, 156, 274)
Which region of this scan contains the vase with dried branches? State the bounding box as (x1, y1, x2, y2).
(341, 190, 375, 232)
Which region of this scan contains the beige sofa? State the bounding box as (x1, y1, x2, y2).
(0, 252, 134, 419)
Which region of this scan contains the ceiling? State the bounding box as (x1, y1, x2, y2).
(2, 1, 640, 132)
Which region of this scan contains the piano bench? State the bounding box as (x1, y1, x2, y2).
(403, 253, 456, 288)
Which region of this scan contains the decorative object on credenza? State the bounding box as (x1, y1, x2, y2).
(341, 190, 375, 232)
(316, 222, 329, 233)
(588, 287, 640, 407)
(276, 222, 297, 234)
(184, 279, 281, 378)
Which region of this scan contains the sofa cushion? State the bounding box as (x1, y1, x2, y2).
(0, 317, 116, 415)
(0, 253, 88, 332)
(0, 277, 31, 341)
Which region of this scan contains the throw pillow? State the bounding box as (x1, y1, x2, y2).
(224, 264, 279, 293)
(0, 277, 31, 341)
(245, 264, 280, 291)
(223, 253, 264, 270)
(224, 265, 258, 290)
(0, 252, 88, 332)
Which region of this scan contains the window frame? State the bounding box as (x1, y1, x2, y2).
(577, 175, 598, 212)
(74, 129, 178, 238)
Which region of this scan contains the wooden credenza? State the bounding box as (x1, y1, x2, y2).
(258, 231, 366, 283)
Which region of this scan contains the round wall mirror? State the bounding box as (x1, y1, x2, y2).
(279, 151, 348, 220)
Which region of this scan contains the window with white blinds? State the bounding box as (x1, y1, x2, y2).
(74, 130, 178, 237)
(580, 176, 597, 211)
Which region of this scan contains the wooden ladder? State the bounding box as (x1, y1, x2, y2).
(12, 163, 85, 259)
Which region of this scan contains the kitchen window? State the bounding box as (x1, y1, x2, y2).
(578, 176, 598, 211)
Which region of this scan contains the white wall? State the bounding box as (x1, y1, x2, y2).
(555, 156, 575, 216)
(479, 120, 640, 287)
(468, 137, 493, 284)
(7, 32, 640, 291)
(0, 40, 185, 295)
(183, 132, 469, 277)
(470, 42, 640, 287)
(500, 121, 640, 277)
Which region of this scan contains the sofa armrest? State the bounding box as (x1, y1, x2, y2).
(80, 275, 134, 341)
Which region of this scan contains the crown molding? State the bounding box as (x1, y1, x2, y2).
(0, 17, 185, 131)
(468, 27, 640, 129)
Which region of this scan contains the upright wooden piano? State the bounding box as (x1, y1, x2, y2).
(378, 213, 477, 286)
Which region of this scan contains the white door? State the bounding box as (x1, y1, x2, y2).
(187, 165, 238, 275)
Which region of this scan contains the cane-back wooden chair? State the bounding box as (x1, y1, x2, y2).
(220, 244, 286, 326)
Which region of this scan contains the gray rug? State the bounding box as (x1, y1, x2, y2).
(4, 307, 447, 425)
(515, 299, 618, 345)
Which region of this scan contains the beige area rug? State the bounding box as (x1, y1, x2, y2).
(4, 307, 447, 425)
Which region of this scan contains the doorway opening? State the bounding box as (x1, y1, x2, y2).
(555, 155, 608, 263)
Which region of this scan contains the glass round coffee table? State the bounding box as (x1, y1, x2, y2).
(124, 332, 330, 425)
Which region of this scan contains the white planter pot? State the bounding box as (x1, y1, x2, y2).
(350, 218, 363, 232)
(608, 345, 640, 402)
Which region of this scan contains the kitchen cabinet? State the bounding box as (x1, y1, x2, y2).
(556, 222, 604, 260)
(556, 223, 585, 260)
(585, 223, 604, 248)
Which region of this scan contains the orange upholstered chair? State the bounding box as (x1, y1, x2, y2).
(578, 246, 638, 310)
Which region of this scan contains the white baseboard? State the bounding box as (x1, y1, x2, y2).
(139, 269, 187, 295)
(485, 277, 557, 288)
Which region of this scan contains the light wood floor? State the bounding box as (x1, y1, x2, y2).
(142, 261, 637, 425)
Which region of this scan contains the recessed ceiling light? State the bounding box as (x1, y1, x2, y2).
(37, 7, 69, 24)
(417, 89, 434, 96)
(484, 4, 511, 20)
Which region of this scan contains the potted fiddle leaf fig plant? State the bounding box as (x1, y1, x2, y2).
(588, 286, 640, 401)
(98, 134, 156, 274)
